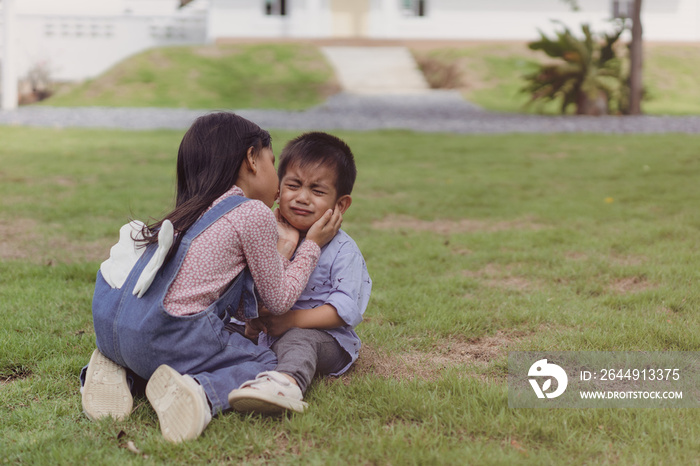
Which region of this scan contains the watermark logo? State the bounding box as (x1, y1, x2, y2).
(509, 352, 697, 408)
(528, 359, 568, 399)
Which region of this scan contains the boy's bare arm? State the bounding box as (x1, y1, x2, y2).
(261, 305, 345, 337)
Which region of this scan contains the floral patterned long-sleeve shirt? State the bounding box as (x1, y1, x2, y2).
(163, 186, 320, 317)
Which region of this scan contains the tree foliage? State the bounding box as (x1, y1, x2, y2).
(522, 21, 629, 115)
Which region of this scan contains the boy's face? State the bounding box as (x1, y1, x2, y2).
(278, 161, 349, 233)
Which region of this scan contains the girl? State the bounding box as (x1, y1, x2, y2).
(80, 112, 341, 442)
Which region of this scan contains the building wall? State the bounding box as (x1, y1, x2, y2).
(210, 0, 700, 42)
(379, 0, 610, 40)
(330, 0, 369, 38)
(15, 0, 181, 16)
(379, 0, 700, 41)
(642, 0, 700, 41)
(8, 12, 206, 81)
(207, 0, 328, 41)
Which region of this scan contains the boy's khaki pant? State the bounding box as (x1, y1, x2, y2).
(271, 328, 350, 393)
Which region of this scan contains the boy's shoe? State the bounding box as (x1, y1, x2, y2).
(228, 371, 308, 415)
(81, 349, 133, 421)
(145, 365, 212, 443)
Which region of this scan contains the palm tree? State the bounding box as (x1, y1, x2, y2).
(628, 0, 643, 115)
(522, 22, 627, 115)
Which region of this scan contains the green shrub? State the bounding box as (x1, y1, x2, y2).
(522, 21, 629, 115)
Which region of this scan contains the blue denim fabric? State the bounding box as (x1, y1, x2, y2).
(91, 195, 277, 415)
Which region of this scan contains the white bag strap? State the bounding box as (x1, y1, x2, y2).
(132, 220, 174, 298)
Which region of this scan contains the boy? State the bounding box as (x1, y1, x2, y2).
(228, 132, 372, 414)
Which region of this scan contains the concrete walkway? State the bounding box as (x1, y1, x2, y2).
(2, 97, 700, 133)
(320, 46, 431, 94)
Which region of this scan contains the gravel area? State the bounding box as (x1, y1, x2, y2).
(1, 91, 699, 133)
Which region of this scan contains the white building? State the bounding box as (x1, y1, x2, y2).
(209, 0, 700, 42)
(1, 0, 699, 93)
(1, 0, 207, 83)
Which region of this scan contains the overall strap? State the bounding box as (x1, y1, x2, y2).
(126, 194, 251, 299)
(182, 195, 251, 243)
(168, 193, 260, 320)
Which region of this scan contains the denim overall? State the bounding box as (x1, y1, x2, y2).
(91, 195, 277, 415)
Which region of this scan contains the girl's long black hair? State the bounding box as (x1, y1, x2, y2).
(139, 112, 271, 259)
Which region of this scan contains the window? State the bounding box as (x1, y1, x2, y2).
(265, 0, 287, 16)
(401, 0, 426, 17)
(611, 0, 632, 19)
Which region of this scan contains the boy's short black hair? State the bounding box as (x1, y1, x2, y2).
(278, 132, 357, 197)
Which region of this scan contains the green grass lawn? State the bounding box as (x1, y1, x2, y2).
(44, 44, 339, 110)
(412, 42, 700, 115)
(2, 127, 700, 463)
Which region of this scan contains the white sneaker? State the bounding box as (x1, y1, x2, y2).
(146, 365, 212, 443)
(81, 349, 133, 421)
(228, 371, 308, 415)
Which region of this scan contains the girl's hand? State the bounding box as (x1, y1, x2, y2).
(260, 313, 296, 338)
(305, 209, 342, 248)
(275, 208, 300, 259)
(245, 318, 267, 340)
(257, 304, 272, 317)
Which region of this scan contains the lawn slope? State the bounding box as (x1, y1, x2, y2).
(44, 43, 340, 110)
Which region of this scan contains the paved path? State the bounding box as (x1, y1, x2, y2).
(1, 93, 700, 133)
(320, 46, 431, 94)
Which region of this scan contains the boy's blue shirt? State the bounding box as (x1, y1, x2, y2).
(259, 228, 372, 375)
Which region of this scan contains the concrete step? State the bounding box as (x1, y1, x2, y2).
(320, 46, 431, 95)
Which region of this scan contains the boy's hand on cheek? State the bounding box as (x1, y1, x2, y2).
(306, 209, 342, 248)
